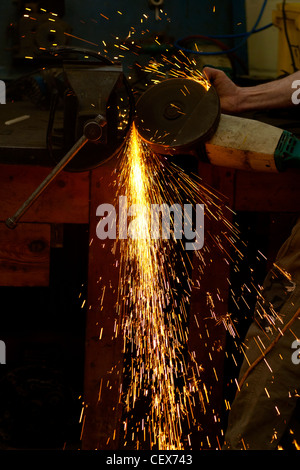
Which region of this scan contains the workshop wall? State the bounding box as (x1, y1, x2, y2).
(0, 0, 14, 78)
(0, 0, 248, 78)
(246, 0, 279, 78)
(63, 0, 234, 50)
(64, 0, 243, 74)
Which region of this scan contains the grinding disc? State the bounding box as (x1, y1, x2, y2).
(135, 78, 220, 154)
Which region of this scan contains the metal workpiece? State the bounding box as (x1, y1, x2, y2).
(134, 78, 220, 155)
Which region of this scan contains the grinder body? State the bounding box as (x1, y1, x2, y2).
(206, 114, 281, 172)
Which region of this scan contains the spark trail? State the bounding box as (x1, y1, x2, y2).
(114, 123, 241, 449)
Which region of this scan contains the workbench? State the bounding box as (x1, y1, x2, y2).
(1, 101, 300, 449)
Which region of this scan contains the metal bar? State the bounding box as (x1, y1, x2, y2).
(5, 135, 88, 229)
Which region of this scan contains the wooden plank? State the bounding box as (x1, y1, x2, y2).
(234, 169, 300, 212)
(0, 223, 50, 286)
(82, 156, 123, 450)
(0, 164, 89, 224)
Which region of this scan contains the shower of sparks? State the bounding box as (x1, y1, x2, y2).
(116, 124, 197, 449)
(113, 122, 243, 449)
(112, 100, 297, 449)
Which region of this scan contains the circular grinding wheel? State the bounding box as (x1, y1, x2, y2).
(135, 78, 220, 154)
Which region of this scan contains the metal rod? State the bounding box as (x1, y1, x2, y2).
(5, 135, 88, 229)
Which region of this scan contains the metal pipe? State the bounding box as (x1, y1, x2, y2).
(5, 135, 88, 229)
(5, 114, 106, 229)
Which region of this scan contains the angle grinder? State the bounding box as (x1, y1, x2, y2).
(135, 77, 300, 173)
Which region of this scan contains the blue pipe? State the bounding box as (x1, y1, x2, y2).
(174, 0, 272, 56)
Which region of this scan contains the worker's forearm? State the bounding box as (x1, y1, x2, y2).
(237, 71, 300, 112)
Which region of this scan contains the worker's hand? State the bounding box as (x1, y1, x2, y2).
(203, 67, 241, 115)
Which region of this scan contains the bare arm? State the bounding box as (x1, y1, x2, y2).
(203, 67, 300, 114)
